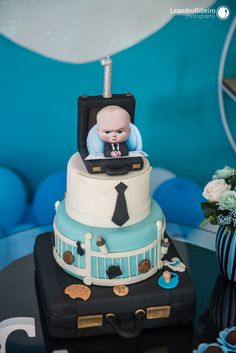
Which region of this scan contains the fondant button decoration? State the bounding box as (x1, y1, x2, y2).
(138, 259, 151, 273)
(65, 284, 91, 301)
(113, 285, 129, 297)
(63, 251, 74, 265)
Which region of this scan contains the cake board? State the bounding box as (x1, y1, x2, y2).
(34, 232, 195, 339)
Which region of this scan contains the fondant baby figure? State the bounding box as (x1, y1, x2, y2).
(97, 105, 130, 158)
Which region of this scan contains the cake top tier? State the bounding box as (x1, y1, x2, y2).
(77, 57, 146, 177)
(78, 95, 146, 176)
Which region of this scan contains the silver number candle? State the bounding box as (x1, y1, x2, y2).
(101, 56, 112, 98)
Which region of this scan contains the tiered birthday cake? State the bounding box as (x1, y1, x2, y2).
(52, 57, 169, 287)
(34, 58, 195, 341)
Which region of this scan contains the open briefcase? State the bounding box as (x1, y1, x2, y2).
(77, 56, 144, 176)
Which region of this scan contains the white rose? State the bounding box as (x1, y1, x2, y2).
(202, 179, 231, 202)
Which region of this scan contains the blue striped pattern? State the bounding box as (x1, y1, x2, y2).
(55, 233, 159, 281)
(216, 226, 236, 282)
(210, 275, 236, 329)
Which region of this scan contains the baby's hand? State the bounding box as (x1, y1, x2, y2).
(111, 151, 121, 158)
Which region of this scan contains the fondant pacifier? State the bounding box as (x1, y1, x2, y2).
(158, 271, 179, 289)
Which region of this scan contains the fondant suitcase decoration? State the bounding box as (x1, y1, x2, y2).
(78, 57, 144, 176)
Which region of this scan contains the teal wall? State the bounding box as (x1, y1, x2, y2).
(0, 0, 236, 197)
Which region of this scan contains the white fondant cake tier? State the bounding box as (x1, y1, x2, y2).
(65, 153, 151, 228)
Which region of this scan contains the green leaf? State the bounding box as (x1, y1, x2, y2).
(201, 202, 219, 219)
(201, 202, 218, 210)
(199, 218, 211, 228)
(210, 218, 219, 225)
(229, 171, 236, 188)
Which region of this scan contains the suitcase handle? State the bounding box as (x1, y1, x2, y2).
(104, 164, 130, 176)
(105, 310, 145, 338)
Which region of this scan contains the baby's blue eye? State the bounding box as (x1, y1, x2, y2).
(118, 131, 123, 134)
(104, 131, 110, 134)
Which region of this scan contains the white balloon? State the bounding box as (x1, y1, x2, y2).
(0, 0, 215, 63)
(150, 167, 176, 195)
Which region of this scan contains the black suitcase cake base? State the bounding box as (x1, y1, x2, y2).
(39, 306, 194, 353)
(34, 232, 195, 339)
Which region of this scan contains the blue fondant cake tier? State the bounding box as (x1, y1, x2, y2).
(55, 199, 164, 253)
(53, 199, 166, 286)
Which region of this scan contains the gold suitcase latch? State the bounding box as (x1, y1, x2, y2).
(77, 314, 103, 329)
(146, 306, 171, 319)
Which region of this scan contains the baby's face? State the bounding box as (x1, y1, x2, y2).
(97, 108, 130, 144)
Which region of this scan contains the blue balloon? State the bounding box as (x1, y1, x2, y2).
(22, 204, 36, 224)
(0, 226, 5, 239)
(8, 223, 36, 235)
(153, 177, 204, 227)
(150, 167, 176, 195)
(0, 167, 27, 232)
(33, 171, 66, 225)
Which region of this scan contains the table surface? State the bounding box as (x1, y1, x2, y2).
(0, 224, 232, 353)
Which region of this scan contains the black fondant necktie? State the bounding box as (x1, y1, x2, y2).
(112, 182, 129, 226)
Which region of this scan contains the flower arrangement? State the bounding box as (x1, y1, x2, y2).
(201, 166, 236, 230)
